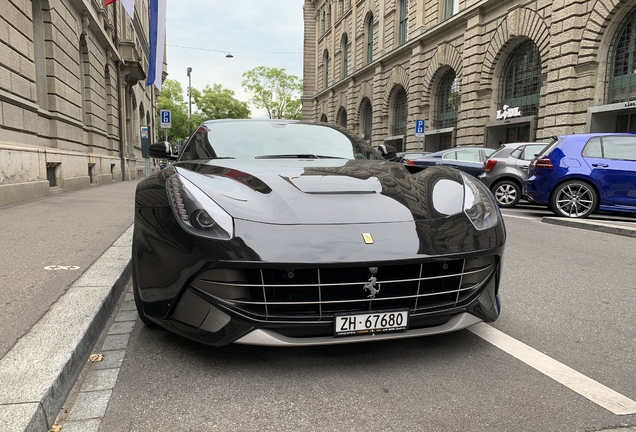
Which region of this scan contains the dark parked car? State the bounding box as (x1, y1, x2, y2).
(133, 119, 506, 347)
(395, 151, 431, 164)
(407, 147, 496, 178)
(479, 142, 549, 207)
(525, 133, 636, 218)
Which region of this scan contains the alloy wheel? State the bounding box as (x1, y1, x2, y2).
(492, 181, 521, 208)
(553, 182, 596, 218)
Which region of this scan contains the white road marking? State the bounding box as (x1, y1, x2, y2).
(44, 265, 81, 271)
(469, 323, 636, 415)
(501, 213, 538, 221)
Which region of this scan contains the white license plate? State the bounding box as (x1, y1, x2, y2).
(334, 310, 409, 336)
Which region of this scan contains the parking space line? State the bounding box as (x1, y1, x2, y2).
(500, 213, 539, 221)
(469, 323, 636, 415)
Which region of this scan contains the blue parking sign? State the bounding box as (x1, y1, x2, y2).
(160, 109, 172, 129)
(415, 119, 425, 136)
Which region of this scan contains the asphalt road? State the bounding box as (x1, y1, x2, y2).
(60, 206, 636, 432)
(0, 181, 139, 359)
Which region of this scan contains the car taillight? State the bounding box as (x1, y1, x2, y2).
(531, 158, 554, 169)
(407, 159, 415, 165)
(484, 159, 497, 172)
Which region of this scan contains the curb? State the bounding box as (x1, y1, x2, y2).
(541, 216, 636, 238)
(0, 225, 133, 432)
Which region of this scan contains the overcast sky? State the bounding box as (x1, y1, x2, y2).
(164, 1, 304, 117)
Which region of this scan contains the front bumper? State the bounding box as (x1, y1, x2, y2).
(135, 251, 503, 347)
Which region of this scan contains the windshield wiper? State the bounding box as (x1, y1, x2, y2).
(255, 154, 343, 159)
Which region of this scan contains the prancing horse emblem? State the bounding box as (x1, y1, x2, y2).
(363, 276, 381, 298)
(363, 267, 381, 299)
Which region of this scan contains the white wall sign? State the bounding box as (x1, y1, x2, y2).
(496, 105, 521, 120)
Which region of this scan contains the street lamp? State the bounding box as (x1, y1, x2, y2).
(187, 67, 192, 137)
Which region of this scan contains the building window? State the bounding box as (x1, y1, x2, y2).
(500, 40, 542, 117)
(609, 9, 636, 103)
(436, 69, 460, 129)
(361, 99, 373, 141)
(337, 108, 348, 127)
(32, 0, 48, 109)
(320, 114, 328, 122)
(342, 34, 349, 78)
(393, 88, 408, 136)
(322, 10, 326, 34)
(443, 0, 460, 21)
(346, 0, 351, 11)
(399, 0, 408, 45)
(79, 35, 90, 125)
(324, 50, 330, 88)
(366, 15, 374, 64)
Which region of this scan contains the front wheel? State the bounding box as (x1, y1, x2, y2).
(550, 181, 597, 218)
(492, 180, 521, 208)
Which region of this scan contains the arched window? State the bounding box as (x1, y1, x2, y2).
(342, 34, 349, 78)
(436, 70, 460, 129)
(398, 0, 408, 45)
(337, 107, 348, 127)
(500, 40, 542, 117)
(324, 50, 330, 88)
(609, 10, 636, 103)
(393, 88, 408, 136)
(366, 15, 374, 64)
(361, 99, 373, 141)
(320, 114, 328, 122)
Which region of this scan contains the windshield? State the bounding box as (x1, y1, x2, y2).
(179, 121, 382, 161)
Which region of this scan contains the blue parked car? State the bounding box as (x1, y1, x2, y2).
(525, 133, 636, 218)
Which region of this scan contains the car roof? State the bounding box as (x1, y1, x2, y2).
(557, 132, 636, 140)
(427, 146, 487, 155)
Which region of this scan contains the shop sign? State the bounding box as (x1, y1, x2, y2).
(496, 105, 521, 120)
(624, 101, 636, 108)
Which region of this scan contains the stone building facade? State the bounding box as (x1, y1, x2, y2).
(302, 0, 636, 153)
(0, 0, 163, 207)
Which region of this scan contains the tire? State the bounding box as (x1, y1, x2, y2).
(549, 180, 597, 219)
(492, 180, 521, 208)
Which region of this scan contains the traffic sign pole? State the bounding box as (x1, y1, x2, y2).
(414, 119, 426, 151)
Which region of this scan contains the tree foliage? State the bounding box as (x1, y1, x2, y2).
(241, 66, 303, 120)
(191, 84, 251, 120)
(155, 79, 192, 143)
(156, 80, 249, 145)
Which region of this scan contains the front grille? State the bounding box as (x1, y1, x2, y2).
(191, 257, 495, 322)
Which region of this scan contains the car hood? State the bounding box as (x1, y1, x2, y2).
(173, 159, 466, 225)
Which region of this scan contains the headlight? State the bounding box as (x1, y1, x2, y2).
(167, 173, 234, 240)
(461, 173, 500, 231)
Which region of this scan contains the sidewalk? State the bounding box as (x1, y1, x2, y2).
(0, 181, 138, 432)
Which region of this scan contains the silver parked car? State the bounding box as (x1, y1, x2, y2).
(478, 142, 548, 207)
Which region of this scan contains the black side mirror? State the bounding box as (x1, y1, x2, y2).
(377, 144, 397, 160)
(148, 142, 177, 160)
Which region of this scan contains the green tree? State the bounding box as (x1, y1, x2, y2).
(191, 84, 251, 120)
(241, 66, 303, 120)
(155, 79, 193, 143)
